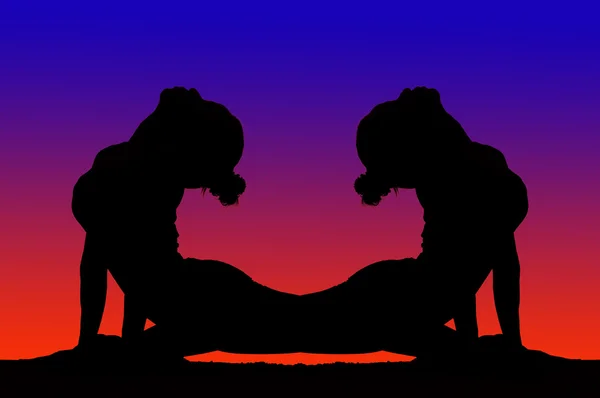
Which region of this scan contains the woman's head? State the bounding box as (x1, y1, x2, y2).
(129, 87, 246, 205)
(355, 87, 471, 205)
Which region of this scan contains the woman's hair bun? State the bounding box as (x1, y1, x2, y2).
(208, 173, 246, 206)
(354, 172, 392, 206)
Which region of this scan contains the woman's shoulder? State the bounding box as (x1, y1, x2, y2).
(465, 142, 509, 174)
(92, 142, 131, 170)
(465, 142, 527, 198)
(74, 142, 132, 192)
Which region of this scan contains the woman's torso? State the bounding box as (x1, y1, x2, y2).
(72, 142, 185, 291)
(415, 142, 529, 296)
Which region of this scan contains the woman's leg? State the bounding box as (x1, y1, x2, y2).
(142, 258, 305, 356)
(136, 257, 455, 358)
(298, 258, 436, 355)
(299, 258, 462, 358)
(296, 281, 385, 354)
(214, 282, 304, 355)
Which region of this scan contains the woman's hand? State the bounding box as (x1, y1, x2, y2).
(75, 334, 124, 358)
(76, 332, 98, 352)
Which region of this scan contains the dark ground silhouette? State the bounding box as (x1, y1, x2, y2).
(1, 335, 599, 397)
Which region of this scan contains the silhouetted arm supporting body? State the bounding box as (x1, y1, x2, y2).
(492, 233, 522, 347)
(453, 294, 478, 344)
(78, 234, 108, 346)
(469, 143, 526, 347)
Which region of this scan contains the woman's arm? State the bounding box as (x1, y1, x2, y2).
(78, 233, 108, 347)
(122, 293, 147, 342)
(492, 233, 522, 347)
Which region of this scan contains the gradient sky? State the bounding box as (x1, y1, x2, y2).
(1, 1, 599, 364)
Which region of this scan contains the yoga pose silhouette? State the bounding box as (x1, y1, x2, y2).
(72, 87, 301, 358)
(72, 86, 528, 362)
(341, 86, 528, 356)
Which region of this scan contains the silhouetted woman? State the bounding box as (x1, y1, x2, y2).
(73, 86, 528, 362)
(72, 87, 305, 360)
(298, 87, 528, 357)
